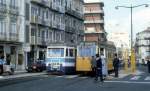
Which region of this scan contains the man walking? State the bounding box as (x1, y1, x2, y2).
(147, 59, 150, 73)
(95, 54, 103, 83)
(113, 54, 120, 77)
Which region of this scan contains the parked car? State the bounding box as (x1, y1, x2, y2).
(26, 60, 46, 72)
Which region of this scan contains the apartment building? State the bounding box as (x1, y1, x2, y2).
(84, 1, 106, 53)
(24, 0, 84, 66)
(0, 0, 25, 70)
(136, 27, 150, 63)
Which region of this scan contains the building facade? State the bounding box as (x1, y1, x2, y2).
(24, 0, 84, 66)
(84, 0, 107, 54)
(136, 27, 150, 63)
(0, 0, 25, 70)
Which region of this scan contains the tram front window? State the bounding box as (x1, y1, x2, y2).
(48, 48, 64, 57)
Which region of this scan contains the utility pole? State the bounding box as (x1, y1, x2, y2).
(115, 4, 149, 73)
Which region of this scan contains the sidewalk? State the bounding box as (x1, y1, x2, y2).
(0, 71, 47, 81)
(107, 68, 144, 80)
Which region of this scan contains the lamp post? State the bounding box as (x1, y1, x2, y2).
(115, 4, 149, 73)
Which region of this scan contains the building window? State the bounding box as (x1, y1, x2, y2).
(25, 3, 30, 21)
(31, 28, 35, 36)
(0, 0, 6, 4)
(10, 0, 16, 8)
(0, 20, 6, 35)
(25, 25, 29, 43)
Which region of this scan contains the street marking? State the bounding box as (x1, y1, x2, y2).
(55, 76, 63, 78)
(80, 77, 88, 79)
(105, 81, 150, 84)
(118, 74, 129, 79)
(65, 75, 78, 79)
(130, 76, 141, 80)
(144, 76, 150, 80)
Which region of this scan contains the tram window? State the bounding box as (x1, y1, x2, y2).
(69, 49, 74, 57)
(48, 48, 64, 57)
(66, 48, 69, 57)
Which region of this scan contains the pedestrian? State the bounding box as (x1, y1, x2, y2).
(0, 56, 5, 75)
(101, 53, 108, 78)
(113, 54, 120, 77)
(91, 56, 96, 77)
(95, 54, 103, 83)
(147, 59, 150, 73)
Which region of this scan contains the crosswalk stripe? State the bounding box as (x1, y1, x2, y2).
(144, 76, 150, 80)
(55, 76, 63, 78)
(65, 75, 78, 79)
(130, 76, 141, 80)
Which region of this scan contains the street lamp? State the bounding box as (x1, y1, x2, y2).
(115, 4, 149, 73)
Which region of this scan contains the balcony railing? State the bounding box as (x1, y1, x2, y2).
(84, 20, 104, 24)
(31, 0, 49, 7)
(9, 5, 19, 15)
(0, 3, 7, 14)
(0, 32, 7, 40)
(66, 8, 84, 20)
(9, 33, 19, 42)
(84, 10, 104, 14)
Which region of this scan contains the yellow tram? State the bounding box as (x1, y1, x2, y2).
(76, 41, 116, 74)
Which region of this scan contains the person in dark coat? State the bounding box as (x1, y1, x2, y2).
(113, 54, 120, 77)
(95, 54, 103, 82)
(147, 59, 150, 73)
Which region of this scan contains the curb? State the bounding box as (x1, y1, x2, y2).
(0, 72, 47, 81)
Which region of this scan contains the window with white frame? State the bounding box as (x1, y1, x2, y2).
(0, 0, 6, 4)
(10, 0, 16, 8)
(0, 20, 6, 35)
(10, 22, 17, 34)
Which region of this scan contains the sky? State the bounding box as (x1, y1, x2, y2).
(85, 0, 150, 39)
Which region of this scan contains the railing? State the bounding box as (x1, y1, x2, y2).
(66, 8, 84, 20)
(9, 33, 18, 41)
(31, 0, 49, 7)
(0, 32, 7, 40)
(0, 3, 7, 14)
(9, 5, 19, 15)
(84, 20, 104, 24)
(84, 10, 104, 14)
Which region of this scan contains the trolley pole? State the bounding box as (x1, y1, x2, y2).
(115, 4, 149, 73)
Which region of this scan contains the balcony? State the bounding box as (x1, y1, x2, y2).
(31, 0, 49, 7)
(60, 24, 65, 30)
(0, 3, 7, 15)
(51, 3, 60, 12)
(41, 19, 49, 26)
(41, 39, 48, 45)
(31, 36, 36, 44)
(0, 32, 7, 40)
(66, 8, 84, 20)
(9, 33, 19, 42)
(65, 26, 75, 33)
(31, 15, 36, 23)
(9, 5, 19, 15)
(37, 37, 42, 45)
(84, 20, 104, 24)
(52, 21, 57, 29)
(84, 10, 104, 14)
(30, 16, 42, 25)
